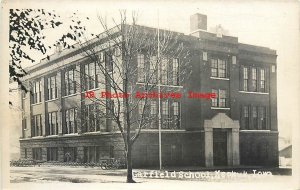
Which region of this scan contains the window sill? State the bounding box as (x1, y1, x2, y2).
(31, 102, 42, 106)
(45, 98, 59, 103)
(239, 91, 269, 95)
(84, 131, 101, 134)
(141, 129, 185, 132)
(240, 130, 272, 133)
(31, 136, 43, 139)
(62, 93, 80, 98)
(83, 87, 101, 92)
(63, 133, 79, 136)
(210, 77, 230, 81)
(211, 107, 230, 110)
(136, 82, 183, 88)
(46, 135, 59, 137)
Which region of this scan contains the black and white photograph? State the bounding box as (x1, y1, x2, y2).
(1, 1, 300, 190)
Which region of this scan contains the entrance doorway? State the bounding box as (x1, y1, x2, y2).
(213, 129, 227, 166)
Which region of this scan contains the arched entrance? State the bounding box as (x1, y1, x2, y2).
(204, 113, 240, 167)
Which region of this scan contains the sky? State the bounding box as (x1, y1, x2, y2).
(6, 0, 300, 139)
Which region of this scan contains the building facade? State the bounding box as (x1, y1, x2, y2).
(19, 13, 278, 168)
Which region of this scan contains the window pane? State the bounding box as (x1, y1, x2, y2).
(260, 69, 265, 80)
(151, 101, 157, 115)
(138, 100, 144, 115)
(211, 89, 218, 107)
(253, 106, 257, 117)
(173, 102, 179, 116)
(138, 54, 145, 82)
(161, 58, 168, 84)
(69, 70, 74, 94)
(218, 59, 226, 78)
(172, 59, 179, 85)
(89, 63, 95, 89)
(243, 67, 248, 79)
(219, 90, 226, 98)
(252, 68, 257, 79)
(162, 101, 168, 116)
(243, 106, 249, 117)
(211, 59, 218, 77)
(137, 54, 144, 68)
(244, 80, 248, 91)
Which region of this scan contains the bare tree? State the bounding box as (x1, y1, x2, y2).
(41, 10, 191, 183)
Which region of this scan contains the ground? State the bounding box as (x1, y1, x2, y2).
(9, 166, 294, 190)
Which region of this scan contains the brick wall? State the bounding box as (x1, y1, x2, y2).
(132, 131, 205, 168)
(240, 131, 279, 166)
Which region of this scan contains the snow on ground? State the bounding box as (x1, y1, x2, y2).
(9, 166, 294, 190)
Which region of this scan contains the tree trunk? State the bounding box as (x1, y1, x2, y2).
(126, 143, 135, 183)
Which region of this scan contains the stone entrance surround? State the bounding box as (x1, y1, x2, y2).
(204, 113, 240, 167)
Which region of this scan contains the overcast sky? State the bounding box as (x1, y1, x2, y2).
(7, 0, 300, 139)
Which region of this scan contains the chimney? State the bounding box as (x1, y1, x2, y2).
(190, 13, 207, 33)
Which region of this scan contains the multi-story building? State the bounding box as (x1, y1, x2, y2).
(19, 13, 278, 167)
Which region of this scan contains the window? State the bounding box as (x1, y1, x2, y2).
(219, 90, 227, 107)
(252, 68, 257, 91)
(84, 146, 114, 163)
(162, 101, 168, 116)
(32, 115, 42, 137)
(99, 52, 104, 62)
(161, 58, 168, 84)
(243, 67, 248, 91)
(106, 52, 113, 72)
(21, 92, 25, 109)
(211, 89, 227, 108)
(232, 56, 236, 64)
(172, 102, 180, 129)
(252, 106, 258, 129)
(149, 56, 157, 83)
(211, 59, 227, 78)
(47, 75, 57, 100)
(242, 66, 267, 92)
(87, 104, 95, 132)
(211, 89, 218, 107)
(84, 63, 97, 91)
(65, 69, 76, 96)
(89, 63, 95, 89)
(138, 100, 145, 115)
(203, 52, 208, 61)
(172, 102, 179, 116)
(95, 63, 104, 89)
(242, 105, 268, 130)
(137, 54, 145, 82)
(32, 80, 41, 104)
(114, 46, 121, 57)
(48, 112, 58, 135)
(64, 147, 77, 162)
(65, 108, 77, 134)
(243, 106, 249, 129)
(32, 148, 42, 160)
(150, 100, 157, 115)
(172, 58, 179, 85)
(260, 69, 265, 92)
(211, 59, 218, 77)
(260, 107, 267, 130)
(271, 65, 276, 73)
(218, 59, 226, 78)
(47, 147, 58, 161)
(85, 103, 104, 132)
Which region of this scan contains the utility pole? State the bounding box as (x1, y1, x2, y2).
(157, 9, 162, 171)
